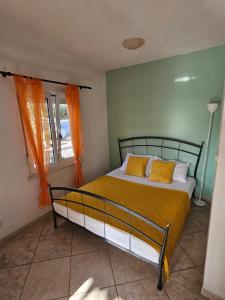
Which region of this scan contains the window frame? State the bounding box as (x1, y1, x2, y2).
(27, 92, 74, 177)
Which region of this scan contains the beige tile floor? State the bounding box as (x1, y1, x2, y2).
(0, 203, 210, 300)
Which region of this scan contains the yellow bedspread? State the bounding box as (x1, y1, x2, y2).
(56, 175, 190, 259)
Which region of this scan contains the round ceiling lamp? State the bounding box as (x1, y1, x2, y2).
(122, 37, 145, 50)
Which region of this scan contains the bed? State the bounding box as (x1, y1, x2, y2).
(49, 136, 204, 290)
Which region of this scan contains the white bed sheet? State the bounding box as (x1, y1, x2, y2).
(54, 168, 195, 265)
(107, 168, 196, 199)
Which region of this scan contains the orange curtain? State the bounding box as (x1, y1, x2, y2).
(14, 75, 51, 208)
(65, 85, 84, 187)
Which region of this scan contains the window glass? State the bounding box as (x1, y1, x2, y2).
(27, 101, 54, 165)
(59, 103, 74, 159)
(44, 100, 55, 164)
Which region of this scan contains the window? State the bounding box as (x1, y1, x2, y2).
(28, 93, 74, 174)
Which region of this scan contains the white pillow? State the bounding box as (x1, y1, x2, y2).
(173, 162, 190, 183)
(120, 153, 155, 176)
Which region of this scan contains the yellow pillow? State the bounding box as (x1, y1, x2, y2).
(125, 156, 149, 177)
(149, 160, 175, 183)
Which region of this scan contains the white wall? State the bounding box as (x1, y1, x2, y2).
(0, 44, 109, 240)
(202, 82, 225, 300)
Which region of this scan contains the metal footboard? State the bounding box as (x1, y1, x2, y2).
(49, 185, 170, 290)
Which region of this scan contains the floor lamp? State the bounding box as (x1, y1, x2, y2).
(194, 102, 219, 207)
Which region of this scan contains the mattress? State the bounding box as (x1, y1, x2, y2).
(53, 169, 195, 265)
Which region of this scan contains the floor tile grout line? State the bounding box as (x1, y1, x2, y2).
(41, 222, 74, 237)
(113, 275, 167, 300)
(32, 231, 73, 263)
(163, 286, 171, 300)
(40, 229, 73, 237)
(71, 247, 109, 258)
(169, 265, 202, 275)
(162, 278, 171, 300)
(0, 262, 32, 271)
(115, 274, 158, 287)
(0, 218, 48, 271)
(31, 216, 52, 263)
(164, 266, 204, 299)
(22, 255, 72, 266)
(6, 246, 109, 269)
(0, 233, 41, 246)
(170, 265, 195, 274)
(115, 275, 171, 298)
(106, 247, 119, 298)
(169, 255, 203, 273)
(179, 242, 198, 266)
(40, 232, 72, 238)
(0, 216, 48, 249)
(182, 229, 206, 236)
(0, 232, 42, 252)
(67, 225, 74, 298)
(51, 297, 69, 300)
(18, 217, 47, 300)
(23, 220, 91, 266)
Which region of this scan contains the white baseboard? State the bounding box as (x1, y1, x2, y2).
(201, 287, 225, 300)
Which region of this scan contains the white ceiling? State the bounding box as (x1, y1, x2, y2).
(0, 0, 225, 71)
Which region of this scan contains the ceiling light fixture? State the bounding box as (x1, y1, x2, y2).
(122, 37, 145, 50)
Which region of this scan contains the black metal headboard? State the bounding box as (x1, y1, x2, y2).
(118, 136, 204, 179)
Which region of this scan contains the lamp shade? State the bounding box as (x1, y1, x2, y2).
(207, 103, 218, 113)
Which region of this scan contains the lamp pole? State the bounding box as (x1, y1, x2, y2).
(194, 103, 218, 207)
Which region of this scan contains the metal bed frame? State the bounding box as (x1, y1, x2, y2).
(49, 136, 204, 290)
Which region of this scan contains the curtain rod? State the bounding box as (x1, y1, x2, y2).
(0, 70, 92, 90)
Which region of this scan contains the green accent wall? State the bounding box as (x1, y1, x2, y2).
(106, 46, 225, 199)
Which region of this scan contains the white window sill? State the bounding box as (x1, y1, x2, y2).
(27, 160, 75, 180)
